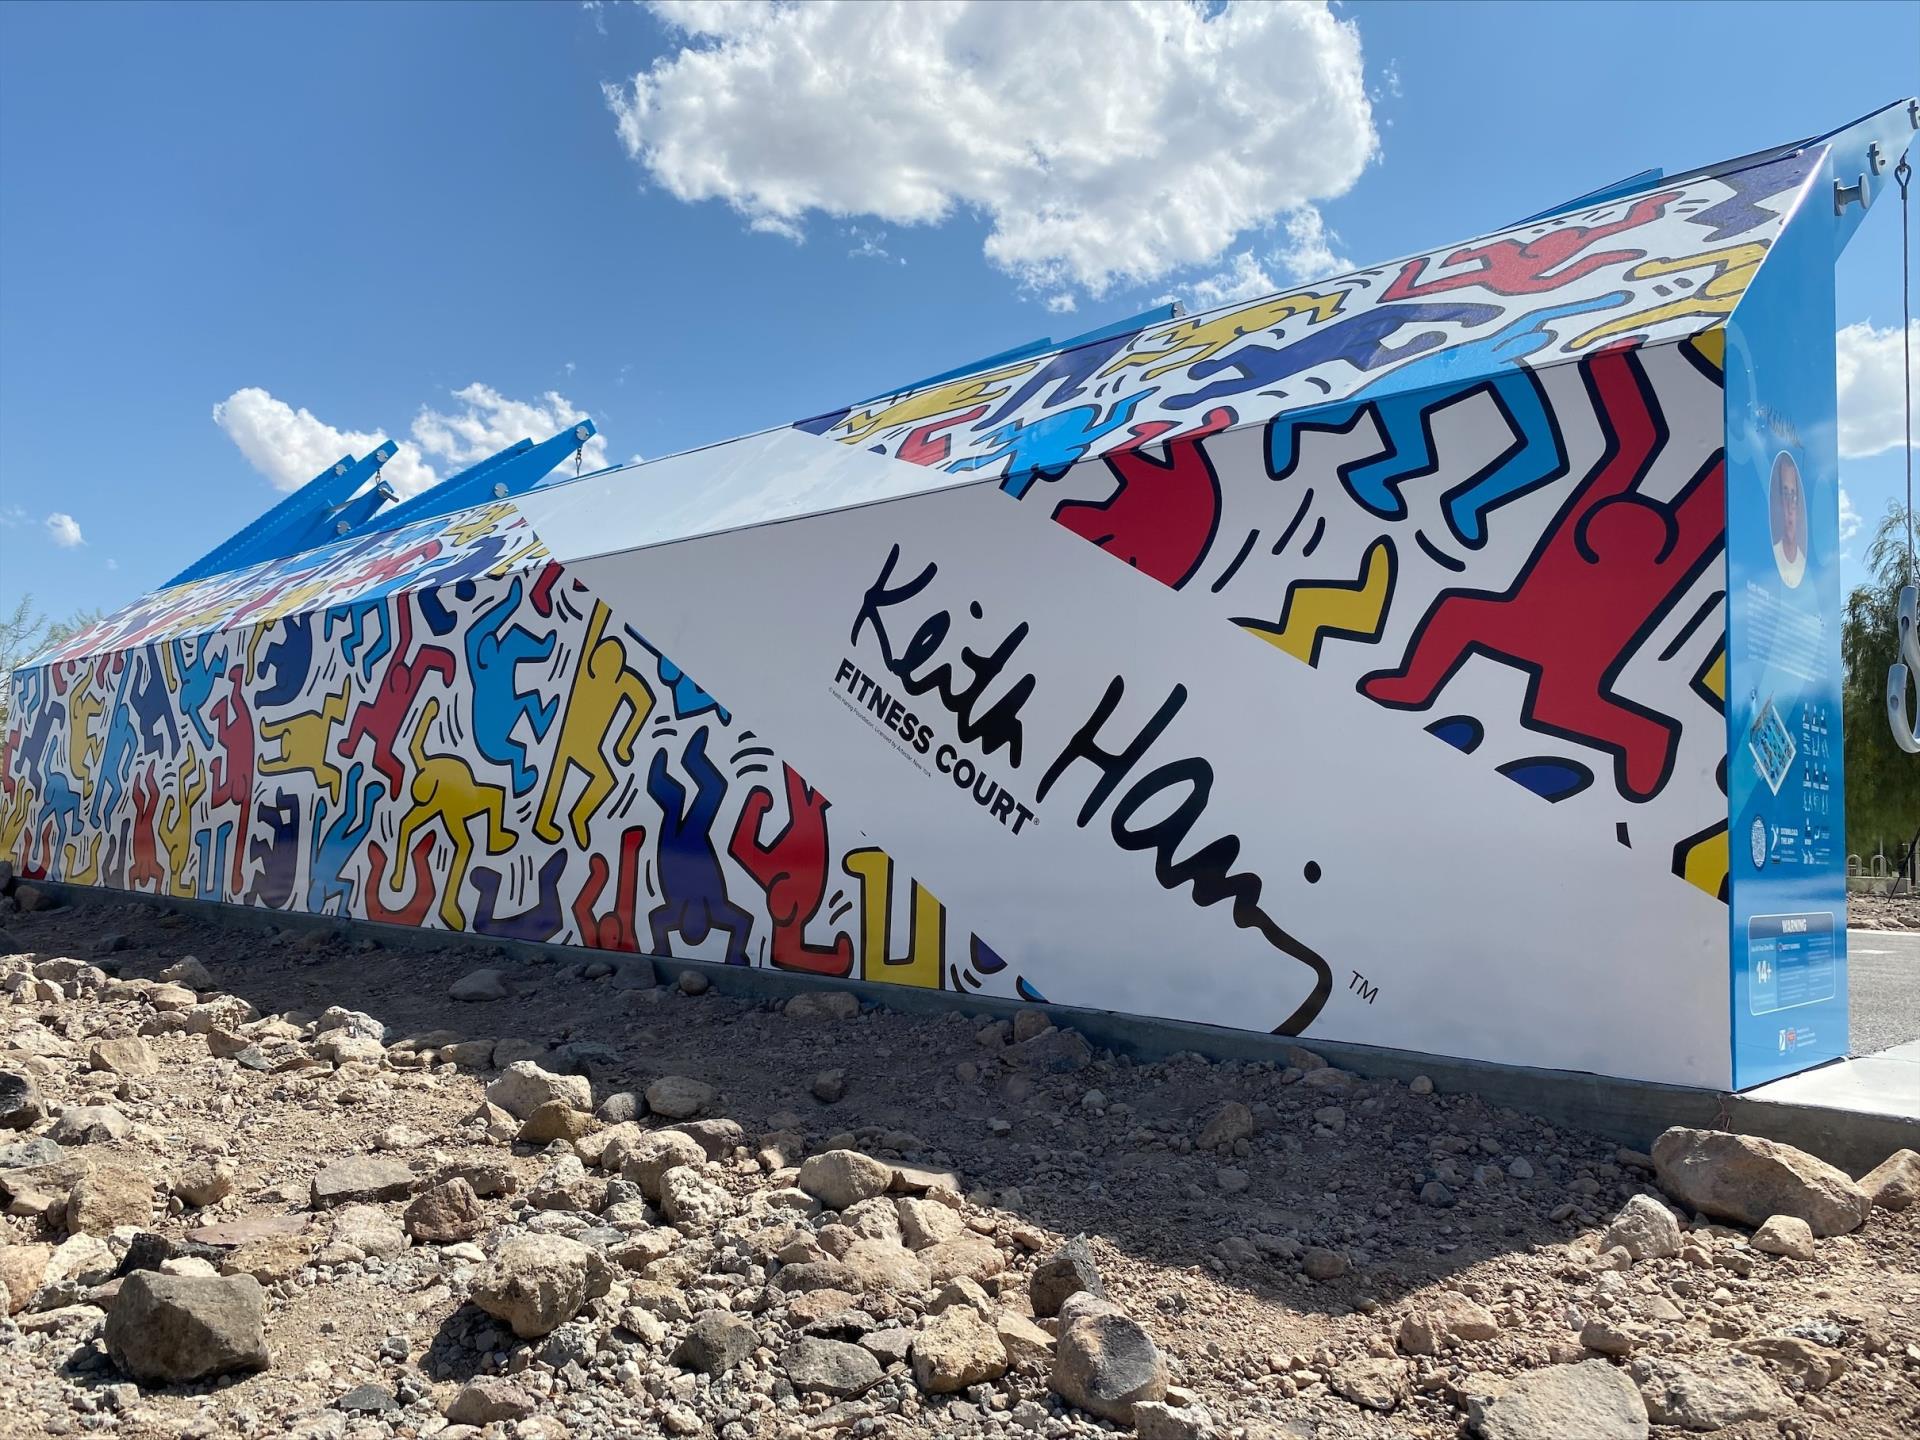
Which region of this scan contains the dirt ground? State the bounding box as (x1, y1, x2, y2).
(1848, 892, 1920, 932)
(1, 891, 1917, 1440)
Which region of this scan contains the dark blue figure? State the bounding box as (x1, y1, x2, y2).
(245, 786, 302, 910)
(647, 728, 753, 965)
(256, 615, 315, 708)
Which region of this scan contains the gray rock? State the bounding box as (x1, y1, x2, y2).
(798, 1149, 894, 1210)
(445, 1377, 538, 1425)
(449, 967, 510, 1001)
(1015, 1027, 1094, 1074)
(104, 1272, 270, 1382)
(310, 1155, 415, 1208)
(595, 1091, 644, 1124)
(1600, 1194, 1683, 1262)
(88, 1037, 157, 1076)
(470, 1235, 609, 1339)
(1751, 1213, 1815, 1260)
(1051, 1311, 1168, 1424)
(1631, 1353, 1785, 1430)
(783, 1336, 884, 1397)
(0, 1071, 44, 1130)
(1858, 1148, 1919, 1211)
(1134, 1400, 1217, 1440)
(1470, 1361, 1648, 1440)
(676, 968, 710, 996)
(1331, 1356, 1405, 1412)
(157, 956, 215, 989)
(674, 1309, 757, 1375)
(1303, 1246, 1349, 1281)
(334, 1385, 396, 1415)
(404, 1178, 486, 1243)
(50, 1105, 132, 1145)
(1197, 1102, 1253, 1150)
(1030, 1234, 1103, 1317)
(1, 1136, 63, 1171)
(644, 1075, 715, 1120)
(785, 991, 859, 1022)
(316, 1007, 385, 1043)
(486, 1062, 591, 1121)
(812, 1068, 847, 1104)
(1652, 1127, 1870, 1236)
(660, 1166, 734, 1226)
(171, 1159, 236, 1209)
(670, 1117, 746, 1159)
(616, 1129, 707, 1201)
(68, 1165, 153, 1233)
(911, 1306, 1008, 1393)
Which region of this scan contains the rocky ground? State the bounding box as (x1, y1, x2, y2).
(0, 883, 1917, 1440)
(1848, 892, 1920, 932)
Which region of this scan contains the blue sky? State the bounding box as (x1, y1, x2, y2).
(0, 0, 1915, 625)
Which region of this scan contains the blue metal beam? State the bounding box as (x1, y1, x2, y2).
(341, 423, 592, 540)
(267, 479, 400, 558)
(168, 444, 393, 586)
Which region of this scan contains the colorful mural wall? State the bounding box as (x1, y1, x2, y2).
(7, 101, 1913, 1088)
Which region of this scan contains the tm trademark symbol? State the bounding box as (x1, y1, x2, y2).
(1348, 970, 1378, 1005)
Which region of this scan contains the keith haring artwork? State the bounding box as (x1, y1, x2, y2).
(8, 106, 1903, 1091)
(2, 514, 1023, 1004)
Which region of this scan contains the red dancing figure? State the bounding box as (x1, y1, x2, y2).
(570, 824, 648, 953)
(1384, 191, 1681, 300)
(1051, 407, 1234, 589)
(1361, 344, 1723, 802)
(129, 767, 163, 891)
(729, 764, 854, 977)
(338, 603, 457, 795)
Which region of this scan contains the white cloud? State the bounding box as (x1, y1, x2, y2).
(1044, 294, 1078, 316)
(1175, 211, 1351, 312)
(1276, 207, 1349, 282)
(607, 0, 1377, 298)
(214, 383, 609, 502)
(212, 388, 439, 497)
(1839, 486, 1862, 544)
(45, 512, 84, 548)
(105, 558, 119, 571)
(411, 383, 609, 475)
(1186, 250, 1279, 309)
(1836, 319, 1917, 459)
(0, 504, 25, 528)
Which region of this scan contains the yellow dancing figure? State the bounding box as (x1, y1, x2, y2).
(532, 601, 655, 850)
(391, 697, 513, 930)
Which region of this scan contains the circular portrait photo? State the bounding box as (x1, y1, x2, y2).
(1769, 450, 1807, 589)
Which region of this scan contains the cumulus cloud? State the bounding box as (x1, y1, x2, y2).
(212, 388, 438, 497)
(1839, 486, 1862, 544)
(45, 512, 84, 548)
(1836, 320, 1917, 459)
(214, 384, 609, 502)
(411, 383, 608, 474)
(606, 0, 1377, 298)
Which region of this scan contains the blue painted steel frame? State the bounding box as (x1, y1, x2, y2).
(167, 443, 396, 587)
(340, 422, 594, 540)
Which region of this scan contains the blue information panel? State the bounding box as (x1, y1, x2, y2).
(1722, 152, 1849, 1089)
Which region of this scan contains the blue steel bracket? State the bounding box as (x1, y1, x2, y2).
(269, 478, 400, 558)
(166, 444, 395, 587)
(341, 422, 593, 540)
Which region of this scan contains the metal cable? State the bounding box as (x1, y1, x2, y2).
(1900, 154, 1914, 571)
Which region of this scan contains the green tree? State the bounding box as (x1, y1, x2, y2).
(1841, 500, 1920, 878)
